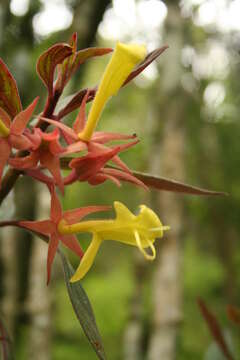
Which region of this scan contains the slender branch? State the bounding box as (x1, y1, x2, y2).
(37, 88, 62, 131)
(0, 220, 20, 228)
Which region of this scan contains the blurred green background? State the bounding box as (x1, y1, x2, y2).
(0, 0, 239, 359)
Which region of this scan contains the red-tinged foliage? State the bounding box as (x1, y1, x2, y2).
(123, 45, 168, 86)
(197, 298, 234, 360)
(131, 170, 227, 196)
(36, 43, 73, 97)
(0, 58, 22, 118)
(57, 88, 96, 120)
(227, 305, 240, 326)
(56, 33, 112, 92)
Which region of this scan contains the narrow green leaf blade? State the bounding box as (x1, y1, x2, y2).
(0, 58, 22, 118)
(59, 250, 106, 360)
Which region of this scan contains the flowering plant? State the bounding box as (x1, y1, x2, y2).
(0, 34, 224, 358)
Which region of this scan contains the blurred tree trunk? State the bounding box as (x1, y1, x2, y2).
(14, 178, 36, 340)
(0, 229, 18, 335)
(71, 0, 111, 84)
(123, 254, 147, 360)
(0, 194, 18, 336)
(147, 3, 185, 360)
(71, 0, 110, 48)
(26, 183, 51, 360)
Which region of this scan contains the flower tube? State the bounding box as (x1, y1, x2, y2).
(78, 42, 146, 141)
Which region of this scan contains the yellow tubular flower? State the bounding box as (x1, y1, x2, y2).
(0, 118, 10, 137)
(58, 202, 169, 282)
(78, 42, 146, 141)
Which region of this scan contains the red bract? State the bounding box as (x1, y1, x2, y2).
(9, 127, 65, 193)
(40, 91, 146, 188)
(0, 97, 39, 186)
(41, 90, 137, 151)
(18, 185, 111, 284)
(64, 141, 147, 189)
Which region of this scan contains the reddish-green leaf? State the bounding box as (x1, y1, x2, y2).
(56, 33, 112, 91)
(60, 250, 106, 360)
(123, 45, 168, 86)
(198, 298, 234, 360)
(0, 58, 22, 118)
(56, 88, 96, 119)
(72, 47, 112, 73)
(132, 170, 226, 196)
(227, 305, 240, 326)
(36, 43, 73, 96)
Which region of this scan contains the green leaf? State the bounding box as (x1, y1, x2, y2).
(36, 43, 73, 97)
(59, 250, 106, 360)
(0, 58, 22, 118)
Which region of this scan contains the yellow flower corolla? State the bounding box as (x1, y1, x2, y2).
(78, 42, 146, 141)
(58, 201, 169, 282)
(0, 118, 10, 137)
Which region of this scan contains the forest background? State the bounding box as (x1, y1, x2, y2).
(0, 0, 239, 359)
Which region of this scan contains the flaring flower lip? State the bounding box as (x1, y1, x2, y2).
(78, 42, 147, 141)
(58, 201, 169, 282)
